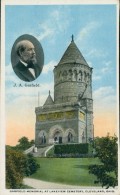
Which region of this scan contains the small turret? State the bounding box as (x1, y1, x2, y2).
(43, 90, 54, 106)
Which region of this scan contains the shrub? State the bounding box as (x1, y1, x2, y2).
(6, 148, 40, 189)
(89, 135, 118, 188)
(54, 143, 88, 157)
(6, 148, 26, 188)
(25, 154, 40, 176)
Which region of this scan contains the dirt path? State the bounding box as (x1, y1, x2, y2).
(23, 178, 82, 189)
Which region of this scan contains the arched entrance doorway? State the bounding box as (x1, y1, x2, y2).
(54, 131, 62, 144)
(49, 125, 64, 144)
(68, 132, 73, 142)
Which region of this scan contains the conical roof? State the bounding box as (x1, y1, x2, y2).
(44, 91, 54, 106)
(58, 38, 88, 66)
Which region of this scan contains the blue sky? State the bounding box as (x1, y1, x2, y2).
(5, 5, 116, 89)
(5, 4, 118, 143)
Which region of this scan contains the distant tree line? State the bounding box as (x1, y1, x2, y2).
(11, 136, 35, 151)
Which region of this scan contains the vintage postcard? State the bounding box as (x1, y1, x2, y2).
(0, 0, 119, 195)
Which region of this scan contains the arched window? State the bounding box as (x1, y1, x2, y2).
(82, 131, 85, 143)
(84, 72, 87, 82)
(87, 73, 89, 83)
(59, 71, 63, 81)
(62, 70, 67, 80)
(42, 133, 46, 144)
(68, 69, 72, 80)
(89, 74, 91, 84)
(73, 70, 77, 81)
(78, 71, 82, 81)
(59, 71, 61, 77)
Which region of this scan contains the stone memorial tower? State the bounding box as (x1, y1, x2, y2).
(35, 36, 93, 146)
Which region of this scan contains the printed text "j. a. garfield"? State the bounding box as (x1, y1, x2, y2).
(13, 83, 40, 87)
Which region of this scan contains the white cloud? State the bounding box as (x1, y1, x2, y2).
(86, 48, 107, 59)
(51, 10, 69, 32)
(87, 61, 101, 81)
(37, 9, 69, 41)
(37, 23, 54, 41)
(101, 61, 113, 74)
(93, 86, 116, 113)
(93, 74, 101, 81)
(5, 64, 20, 84)
(93, 86, 114, 99)
(76, 21, 99, 44)
(42, 60, 57, 74)
(51, 10, 60, 19)
(87, 60, 113, 81)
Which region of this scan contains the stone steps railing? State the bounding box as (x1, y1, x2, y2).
(23, 144, 54, 157)
(23, 145, 35, 155)
(44, 145, 54, 157)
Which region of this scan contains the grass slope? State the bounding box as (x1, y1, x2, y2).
(30, 158, 100, 186)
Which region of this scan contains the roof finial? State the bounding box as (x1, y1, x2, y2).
(49, 90, 50, 95)
(71, 34, 74, 42)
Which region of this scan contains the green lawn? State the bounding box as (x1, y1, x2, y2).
(29, 158, 100, 186)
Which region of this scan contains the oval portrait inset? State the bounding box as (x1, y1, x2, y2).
(11, 34, 44, 82)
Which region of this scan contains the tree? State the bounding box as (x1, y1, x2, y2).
(6, 147, 40, 189)
(89, 135, 118, 188)
(25, 154, 40, 176)
(30, 139, 35, 145)
(6, 148, 26, 188)
(17, 136, 30, 150)
(15, 136, 34, 151)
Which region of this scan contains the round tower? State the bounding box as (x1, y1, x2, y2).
(54, 36, 93, 104)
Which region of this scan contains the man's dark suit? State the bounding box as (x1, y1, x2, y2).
(13, 61, 41, 82)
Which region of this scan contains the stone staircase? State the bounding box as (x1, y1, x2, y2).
(32, 145, 54, 157)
